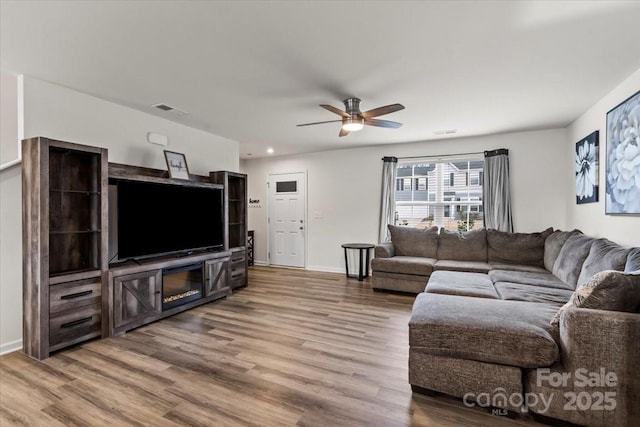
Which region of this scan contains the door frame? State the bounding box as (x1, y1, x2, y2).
(266, 170, 308, 269)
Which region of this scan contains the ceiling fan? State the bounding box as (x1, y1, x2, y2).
(297, 98, 405, 137)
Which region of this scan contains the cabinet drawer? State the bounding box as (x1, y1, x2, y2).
(50, 278, 102, 314)
(230, 263, 246, 278)
(231, 255, 245, 265)
(49, 303, 101, 351)
(230, 265, 246, 289)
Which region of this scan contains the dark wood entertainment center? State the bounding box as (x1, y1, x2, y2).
(22, 137, 248, 360)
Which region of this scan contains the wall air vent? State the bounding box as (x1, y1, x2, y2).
(152, 104, 188, 116)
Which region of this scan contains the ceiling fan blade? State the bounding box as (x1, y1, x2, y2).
(297, 119, 343, 127)
(320, 104, 350, 118)
(339, 127, 350, 137)
(364, 118, 403, 128)
(361, 103, 405, 118)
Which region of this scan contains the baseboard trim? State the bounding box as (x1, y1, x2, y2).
(306, 265, 345, 274)
(0, 339, 23, 356)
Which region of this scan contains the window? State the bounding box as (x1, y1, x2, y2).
(276, 181, 297, 193)
(395, 157, 484, 231)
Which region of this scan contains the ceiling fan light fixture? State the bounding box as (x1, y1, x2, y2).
(342, 117, 364, 132)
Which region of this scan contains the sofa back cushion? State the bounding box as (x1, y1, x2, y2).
(625, 247, 640, 273)
(552, 234, 596, 289)
(544, 229, 582, 271)
(437, 228, 487, 262)
(576, 239, 631, 287)
(388, 225, 439, 258)
(487, 227, 553, 268)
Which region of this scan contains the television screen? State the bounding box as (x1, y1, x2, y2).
(117, 180, 224, 259)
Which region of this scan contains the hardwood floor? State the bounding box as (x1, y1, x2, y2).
(1, 266, 552, 427)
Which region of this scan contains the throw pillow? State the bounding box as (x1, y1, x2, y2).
(487, 227, 554, 268)
(550, 270, 640, 327)
(573, 270, 640, 312)
(576, 239, 631, 287)
(550, 300, 573, 327)
(552, 234, 596, 289)
(625, 247, 640, 273)
(544, 229, 582, 271)
(388, 225, 439, 258)
(437, 228, 487, 262)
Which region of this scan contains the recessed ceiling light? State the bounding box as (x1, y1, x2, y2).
(267, 148, 274, 154)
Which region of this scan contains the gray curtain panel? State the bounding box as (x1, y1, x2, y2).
(379, 156, 398, 243)
(483, 149, 513, 232)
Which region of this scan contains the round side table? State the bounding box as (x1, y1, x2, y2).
(341, 243, 375, 281)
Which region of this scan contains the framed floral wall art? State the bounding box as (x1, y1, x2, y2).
(605, 90, 640, 214)
(575, 131, 599, 204)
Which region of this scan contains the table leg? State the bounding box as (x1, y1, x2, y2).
(344, 247, 349, 279)
(364, 248, 371, 279)
(358, 248, 364, 281)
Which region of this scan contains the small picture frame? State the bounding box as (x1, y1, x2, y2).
(575, 130, 599, 205)
(164, 150, 190, 180)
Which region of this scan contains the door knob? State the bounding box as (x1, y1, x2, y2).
(299, 227, 304, 230)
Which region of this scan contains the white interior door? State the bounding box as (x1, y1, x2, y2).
(268, 172, 306, 268)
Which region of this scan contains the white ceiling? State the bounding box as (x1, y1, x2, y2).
(2, 1, 640, 159)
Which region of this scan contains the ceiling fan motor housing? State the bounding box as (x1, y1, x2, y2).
(343, 98, 362, 116)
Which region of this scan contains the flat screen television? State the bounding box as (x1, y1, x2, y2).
(117, 180, 224, 260)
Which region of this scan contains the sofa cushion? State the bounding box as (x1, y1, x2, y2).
(437, 228, 487, 262)
(624, 247, 640, 273)
(488, 269, 572, 290)
(409, 293, 560, 367)
(388, 225, 439, 258)
(544, 229, 582, 271)
(576, 239, 631, 287)
(487, 227, 553, 268)
(552, 234, 596, 289)
(371, 256, 435, 276)
(434, 260, 491, 273)
(489, 263, 548, 274)
(494, 282, 574, 305)
(425, 270, 498, 299)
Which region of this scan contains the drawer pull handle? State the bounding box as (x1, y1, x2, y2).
(61, 290, 93, 300)
(61, 317, 92, 328)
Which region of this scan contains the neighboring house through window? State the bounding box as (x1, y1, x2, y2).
(395, 156, 484, 231)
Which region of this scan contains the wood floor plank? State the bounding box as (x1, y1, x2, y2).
(0, 266, 552, 426)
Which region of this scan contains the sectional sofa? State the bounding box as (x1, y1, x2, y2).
(371, 225, 640, 427)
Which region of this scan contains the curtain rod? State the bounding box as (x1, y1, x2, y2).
(394, 151, 484, 160)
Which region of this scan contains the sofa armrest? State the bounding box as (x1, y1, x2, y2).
(559, 306, 640, 424)
(375, 242, 395, 258)
(559, 306, 640, 371)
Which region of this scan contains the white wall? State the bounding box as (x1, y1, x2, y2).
(566, 68, 640, 247)
(241, 128, 568, 272)
(0, 73, 22, 167)
(0, 76, 240, 353)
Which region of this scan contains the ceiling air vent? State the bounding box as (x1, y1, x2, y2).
(433, 129, 457, 136)
(153, 103, 174, 111)
(151, 103, 188, 116)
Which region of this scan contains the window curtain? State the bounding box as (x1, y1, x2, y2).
(378, 156, 398, 242)
(483, 149, 513, 232)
